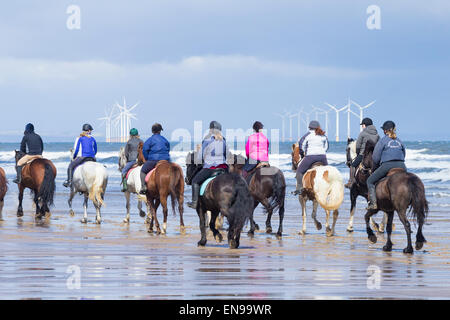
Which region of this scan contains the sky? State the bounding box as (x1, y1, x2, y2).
(0, 0, 449, 142)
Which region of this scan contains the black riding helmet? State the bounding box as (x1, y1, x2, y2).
(82, 123, 93, 132)
(209, 121, 222, 131)
(360, 118, 373, 126)
(381, 120, 395, 131)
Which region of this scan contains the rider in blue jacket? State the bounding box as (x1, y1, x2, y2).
(139, 123, 171, 194)
(63, 124, 98, 188)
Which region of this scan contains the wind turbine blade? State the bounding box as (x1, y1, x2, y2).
(362, 101, 376, 109)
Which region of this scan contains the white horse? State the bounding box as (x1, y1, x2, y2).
(118, 147, 150, 224)
(297, 164, 344, 237)
(67, 150, 108, 224)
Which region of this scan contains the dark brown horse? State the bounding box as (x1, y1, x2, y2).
(0, 167, 7, 220)
(15, 151, 57, 219)
(228, 154, 286, 238)
(362, 140, 428, 254)
(138, 143, 185, 234)
(185, 152, 254, 249)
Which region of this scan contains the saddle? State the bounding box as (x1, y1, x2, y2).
(200, 168, 226, 196)
(144, 160, 170, 183)
(125, 163, 140, 180)
(245, 161, 270, 183)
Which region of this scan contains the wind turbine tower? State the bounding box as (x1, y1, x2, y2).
(325, 102, 347, 142)
(350, 99, 376, 132)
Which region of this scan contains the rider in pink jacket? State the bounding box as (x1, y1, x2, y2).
(243, 121, 269, 176)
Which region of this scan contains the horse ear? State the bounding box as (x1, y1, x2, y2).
(292, 144, 296, 151)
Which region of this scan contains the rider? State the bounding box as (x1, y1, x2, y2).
(63, 124, 98, 188)
(139, 123, 170, 195)
(14, 123, 44, 184)
(292, 120, 329, 195)
(121, 128, 144, 192)
(242, 121, 269, 178)
(345, 117, 380, 189)
(187, 121, 229, 209)
(366, 120, 406, 210)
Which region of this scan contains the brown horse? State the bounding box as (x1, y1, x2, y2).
(228, 154, 286, 238)
(138, 143, 185, 234)
(15, 151, 57, 219)
(0, 167, 7, 220)
(362, 140, 428, 254)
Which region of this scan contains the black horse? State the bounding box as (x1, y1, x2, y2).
(359, 140, 428, 254)
(185, 152, 254, 249)
(228, 154, 286, 238)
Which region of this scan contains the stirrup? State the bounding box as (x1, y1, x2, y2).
(63, 180, 71, 188)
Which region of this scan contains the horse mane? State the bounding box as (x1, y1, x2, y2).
(137, 142, 146, 165)
(364, 139, 376, 154)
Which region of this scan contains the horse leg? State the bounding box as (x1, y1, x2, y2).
(0, 199, 3, 221)
(17, 185, 24, 217)
(149, 198, 161, 234)
(68, 189, 76, 217)
(415, 215, 426, 250)
(261, 199, 273, 234)
(94, 199, 102, 224)
(34, 193, 42, 220)
(347, 189, 357, 232)
(178, 193, 185, 233)
(365, 209, 378, 244)
(197, 204, 207, 247)
(209, 210, 223, 243)
(247, 201, 259, 237)
(276, 204, 285, 238)
(327, 210, 339, 237)
(81, 194, 88, 224)
(123, 191, 131, 223)
(312, 200, 322, 231)
(382, 211, 395, 252)
(160, 196, 168, 234)
(138, 199, 146, 218)
(397, 209, 414, 254)
(298, 196, 307, 235)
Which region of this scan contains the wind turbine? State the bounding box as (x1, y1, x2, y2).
(275, 110, 289, 142)
(312, 105, 329, 135)
(98, 106, 117, 142)
(288, 112, 298, 141)
(114, 98, 139, 143)
(350, 99, 376, 132)
(325, 102, 348, 142)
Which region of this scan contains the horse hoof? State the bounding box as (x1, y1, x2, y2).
(378, 224, 385, 233)
(298, 230, 306, 236)
(123, 218, 130, 224)
(346, 227, 354, 233)
(276, 232, 282, 239)
(383, 244, 393, 252)
(416, 242, 424, 250)
(17, 212, 23, 217)
(69, 210, 75, 217)
(326, 228, 334, 237)
(81, 218, 87, 224)
(228, 240, 239, 249)
(139, 210, 146, 218)
(255, 224, 260, 231)
(95, 220, 101, 225)
(197, 240, 207, 247)
(180, 226, 186, 234)
(214, 234, 223, 243)
(247, 231, 254, 238)
(315, 222, 322, 231)
(403, 247, 414, 254)
(368, 235, 377, 244)
(266, 227, 272, 234)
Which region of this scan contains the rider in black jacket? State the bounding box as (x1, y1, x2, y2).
(14, 123, 44, 184)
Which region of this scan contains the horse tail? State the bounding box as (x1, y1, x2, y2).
(316, 167, 344, 211)
(228, 174, 253, 229)
(38, 163, 55, 207)
(89, 166, 107, 207)
(266, 169, 286, 214)
(407, 174, 429, 223)
(169, 164, 183, 216)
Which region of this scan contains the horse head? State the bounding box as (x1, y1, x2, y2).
(363, 140, 376, 171)
(291, 143, 300, 171)
(346, 138, 356, 167)
(14, 150, 26, 164)
(185, 151, 202, 185)
(137, 142, 146, 165)
(118, 147, 127, 171)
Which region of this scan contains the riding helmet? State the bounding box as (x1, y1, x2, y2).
(152, 123, 163, 134)
(381, 120, 395, 131)
(209, 121, 222, 131)
(308, 120, 320, 130)
(25, 123, 34, 133)
(82, 123, 94, 132)
(360, 118, 373, 126)
(130, 128, 139, 136)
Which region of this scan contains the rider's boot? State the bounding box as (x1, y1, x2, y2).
(13, 166, 22, 184)
(366, 185, 378, 210)
(187, 184, 200, 209)
(345, 166, 356, 189)
(63, 166, 73, 188)
(139, 171, 148, 195)
(291, 173, 304, 196)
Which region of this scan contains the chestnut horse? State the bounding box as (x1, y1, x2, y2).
(0, 167, 7, 220)
(228, 154, 286, 238)
(138, 143, 185, 234)
(362, 140, 428, 254)
(15, 151, 56, 219)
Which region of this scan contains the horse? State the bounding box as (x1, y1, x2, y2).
(185, 152, 254, 249)
(228, 154, 286, 238)
(118, 146, 149, 223)
(291, 144, 344, 237)
(67, 149, 108, 224)
(138, 143, 185, 234)
(361, 140, 428, 254)
(14, 151, 56, 220)
(0, 167, 7, 220)
(345, 138, 392, 233)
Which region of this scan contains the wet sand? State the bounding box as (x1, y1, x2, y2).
(0, 182, 449, 300)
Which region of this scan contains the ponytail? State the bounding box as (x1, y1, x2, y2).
(386, 128, 397, 140)
(315, 128, 326, 136)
